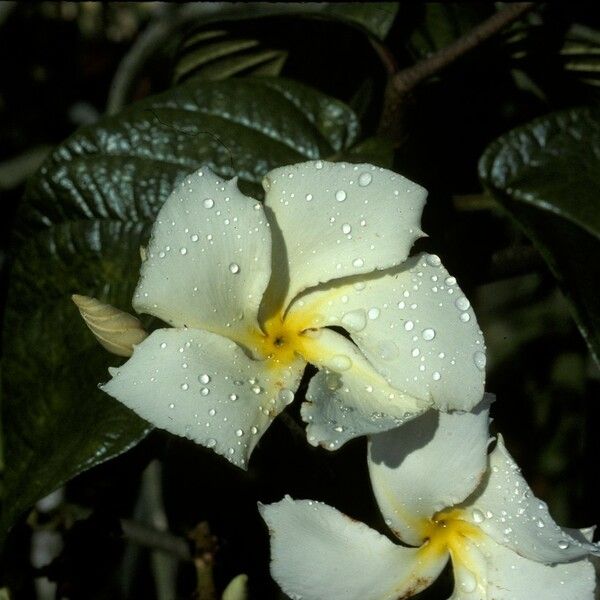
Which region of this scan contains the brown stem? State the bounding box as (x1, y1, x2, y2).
(378, 3, 535, 142)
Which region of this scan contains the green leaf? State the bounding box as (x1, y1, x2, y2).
(408, 3, 493, 59)
(0, 221, 153, 540)
(1, 77, 361, 538)
(320, 2, 399, 40)
(479, 106, 600, 367)
(174, 31, 288, 84)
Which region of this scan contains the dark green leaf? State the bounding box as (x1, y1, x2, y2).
(0, 221, 152, 540)
(408, 3, 493, 59)
(1, 77, 361, 538)
(321, 2, 399, 40)
(174, 31, 288, 83)
(479, 106, 600, 367)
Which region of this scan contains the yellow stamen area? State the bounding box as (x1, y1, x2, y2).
(418, 509, 482, 562)
(244, 310, 318, 369)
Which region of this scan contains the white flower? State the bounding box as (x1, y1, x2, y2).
(99, 161, 485, 468)
(261, 397, 599, 599)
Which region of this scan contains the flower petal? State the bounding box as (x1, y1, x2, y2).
(462, 435, 600, 563)
(102, 328, 304, 469)
(368, 397, 492, 546)
(450, 535, 596, 600)
(289, 253, 486, 411)
(262, 161, 426, 309)
(300, 328, 430, 449)
(133, 167, 272, 342)
(260, 497, 448, 600)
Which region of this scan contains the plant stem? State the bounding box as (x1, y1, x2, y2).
(378, 3, 535, 143)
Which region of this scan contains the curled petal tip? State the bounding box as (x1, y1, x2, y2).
(72, 293, 148, 357)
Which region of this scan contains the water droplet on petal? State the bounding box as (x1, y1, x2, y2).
(201, 387, 210, 396)
(206, 438, 217, 448)
(229, 393, 238, 402)
(342, 223, 352, 234)
(404, 320, 414, 331)
(180, 247, 187, 255)
(341, 309, 367, 332)
(358, 172, 372, 186)
(460, 312, 471, 322)
(472, 509, 485, 523)
(330, 355, 352, 371)
(229, 263, 240, 274)
(199, 374, 211, 384)
(459, 571, 477, 593)
(352, 257, 364, 268)
(278, 388, 295, 405)
(305, 193, 313, 201)
(368, 307, 380, 320)
(422, 328, 436, 341)
(235, 429, 244, 437)
(455, 296, 470, 311)
(335, 190, 347, 202)
(180, 383, 189, 391)
(474, 351, 486, 371)
(160, 342, 167, 349)
(203, 198, 214, 209)
(426, 254, 442, 267)
(558, 540, 570, 550)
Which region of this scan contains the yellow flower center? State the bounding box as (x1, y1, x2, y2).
(419, 508, 482, 561)
(244, 309, 319, 368)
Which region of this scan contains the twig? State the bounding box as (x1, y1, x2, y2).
(189, 522, 218, 600)
(378, 3, 535, 143)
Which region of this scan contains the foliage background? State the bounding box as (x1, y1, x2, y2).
(0, 2, 599, 599)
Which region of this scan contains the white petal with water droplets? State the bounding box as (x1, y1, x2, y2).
(260, 497, 447, 600)
(102, 328, 305, 469)
(467, 534, 596, 600)
(289, 253, 485, 411)
(262, 161, 426, 307)
(300, 329, 430, 450)
(133, 167, 272, 340)
(462, 436, 600, 563)
(368, 397, 492, 546)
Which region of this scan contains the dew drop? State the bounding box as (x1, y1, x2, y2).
(160, 342, 167, 349)
(474, 351, 486, 371)
(235, 429, 244, 437)
(229, 393, 238, 402)
(404, 320, 414, 331)
(203, 198, 214, 209)
(472, 509, 485, 524)
(180, 247, 187, 255)
(252, 384, 262, 395)
(169, 403, 175, 409)
(341, 309, 367, 332)
(558, 540, 570, 550)
(305, 193, 313, 201)
(250, 426, 258, 435)
(330, 355, 352, 371)
(426, 254, 442, 267)
(411, 348, 420, 357)
(191, 234, 199, 242)
(335, 190, 347, 202)
(352, 257, 364, 268)
(342, 223, 352, 234)
(180, 383, 189, 391)
(460, 312, 471, 323)
(206, 438, 217, 448)
(358, 172, 372, 186)
(199, 374, 211, 384)
(229, 263, 240, 274)
(278, 388, 295, 405)
(368, 307, 380, 320)
(459, 571, 477, 593)
(208, 408, 216, 417)
(422, 328, 436, 341)
(432, 371, 441, 381)
(455, 296, 470, 311)
(201, 387, 210, 396)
